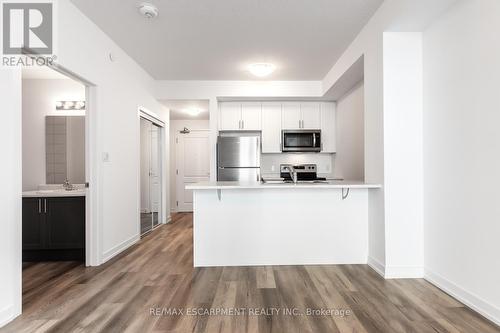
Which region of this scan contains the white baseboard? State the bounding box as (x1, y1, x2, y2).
(101, 234, 140, 264)
(385, 265, 424, 279)
(0, 305, 20, 328)
(425, 268, 500, 326)
(165, 215, 172, 224)
(367, 257, 424, 279)
(368, 256, 385, 277)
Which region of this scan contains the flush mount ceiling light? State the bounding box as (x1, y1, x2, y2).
(248, 63, 276, 77)
(138, 2, 159, 19)
(184, 108, 203, 117)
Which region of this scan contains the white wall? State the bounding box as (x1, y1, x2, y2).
(22, 79, 85, 190)
(169, 119, 210, 211)
(334, 82, 364, 181)
(0, 69, 22, 327)
(1, 1, 170, 325)
(321, 0, 457, 275)
(423, 0, 500, 324)
(383, 32, 424, 278)
(54, 1, 170, 265)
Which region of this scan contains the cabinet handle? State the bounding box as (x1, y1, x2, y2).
(44, 199, 47, 213)
(38, 199, 42, 214)
(239, 120, 242, 129)
(242, 120, 244, 129)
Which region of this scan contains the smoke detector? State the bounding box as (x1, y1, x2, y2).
(138, 3, 159, 19)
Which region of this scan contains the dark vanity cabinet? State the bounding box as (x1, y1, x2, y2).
(22, 196, 85, 261)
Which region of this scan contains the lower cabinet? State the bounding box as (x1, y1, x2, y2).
(22, 196, 85, 261)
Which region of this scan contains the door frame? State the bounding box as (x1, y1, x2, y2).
(46, 63, 98, 267)
(137, 108, 167, 236)
(174, 129, 210, 212)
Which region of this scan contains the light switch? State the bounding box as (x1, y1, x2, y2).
(102, 152, 110, 162)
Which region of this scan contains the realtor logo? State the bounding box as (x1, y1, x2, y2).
(2, 2, 53, 55)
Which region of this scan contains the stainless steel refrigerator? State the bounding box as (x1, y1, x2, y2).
(217, 135, 261, 182)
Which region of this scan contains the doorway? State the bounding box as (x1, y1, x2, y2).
(140, 114, 164, 236)
(162, 99, 210, 213)
(176, 130, 210, 211)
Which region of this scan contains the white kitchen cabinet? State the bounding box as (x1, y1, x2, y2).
(261, 102, 282, 153)
(241, 102, 262, 130)
(282, 102, 321, 129)
(219, 102, 242, 130)
(219, 102, 262, 131)
(282, 102, 301, 129)
(320, 102, 336, 153)
(300, 102, 321, 129)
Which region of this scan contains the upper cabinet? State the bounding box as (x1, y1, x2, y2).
(241, 102, 262, 131)
(301, 102, 321, 129)
(282, 102, 302, 129)
(219, 102, 262, 131)
(261, 102, 282, 153)
(219, 102, 242, 131)
(320, 102, 336, 153)
(282, 102, 321, 130)
(219, 100, 336, 154)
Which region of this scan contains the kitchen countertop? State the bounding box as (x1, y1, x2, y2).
(186, 180, 381, 190)
(22, 189, 87, 198)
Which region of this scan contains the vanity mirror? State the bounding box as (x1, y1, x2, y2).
(45, 116, 85, 184)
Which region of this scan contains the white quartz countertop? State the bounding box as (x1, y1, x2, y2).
(22, 189, 86, 198)
(186, 181, 381, 190)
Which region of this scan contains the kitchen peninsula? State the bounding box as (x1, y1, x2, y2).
(187, 181, 381, 267)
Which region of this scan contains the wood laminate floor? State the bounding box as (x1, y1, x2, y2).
(3, 213, 499, 333)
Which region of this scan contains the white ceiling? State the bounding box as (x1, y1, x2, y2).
(70, 0, 382, 80)
(162, 100, 210, 120)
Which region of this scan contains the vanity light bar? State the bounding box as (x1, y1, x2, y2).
(56, 101, 86, 110)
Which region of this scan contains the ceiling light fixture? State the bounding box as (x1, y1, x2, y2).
(56, 101, 85, 111)
(138, 3, 159, 19)
(184, 108, 202, 117)
(248, 63, 276, 77)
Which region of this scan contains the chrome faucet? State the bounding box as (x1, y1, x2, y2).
(284, 165, 298, 184)
(63, 179, 74, 191)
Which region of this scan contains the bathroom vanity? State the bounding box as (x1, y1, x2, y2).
(22, 188, 85, 261)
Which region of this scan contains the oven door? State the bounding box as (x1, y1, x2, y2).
(282, 130, 321, 152)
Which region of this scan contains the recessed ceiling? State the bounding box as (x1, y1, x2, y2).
(70, 0, 382, 80)
(162, 100, 210, 120)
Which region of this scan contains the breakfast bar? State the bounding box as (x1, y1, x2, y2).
(186, 181, 381, 267)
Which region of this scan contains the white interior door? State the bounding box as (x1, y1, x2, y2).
(176, 130, 210, 211)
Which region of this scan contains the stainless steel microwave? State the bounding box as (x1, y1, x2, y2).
(282, 130, 321, 152)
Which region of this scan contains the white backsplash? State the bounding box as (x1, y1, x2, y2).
(261, 153, 335, 178)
